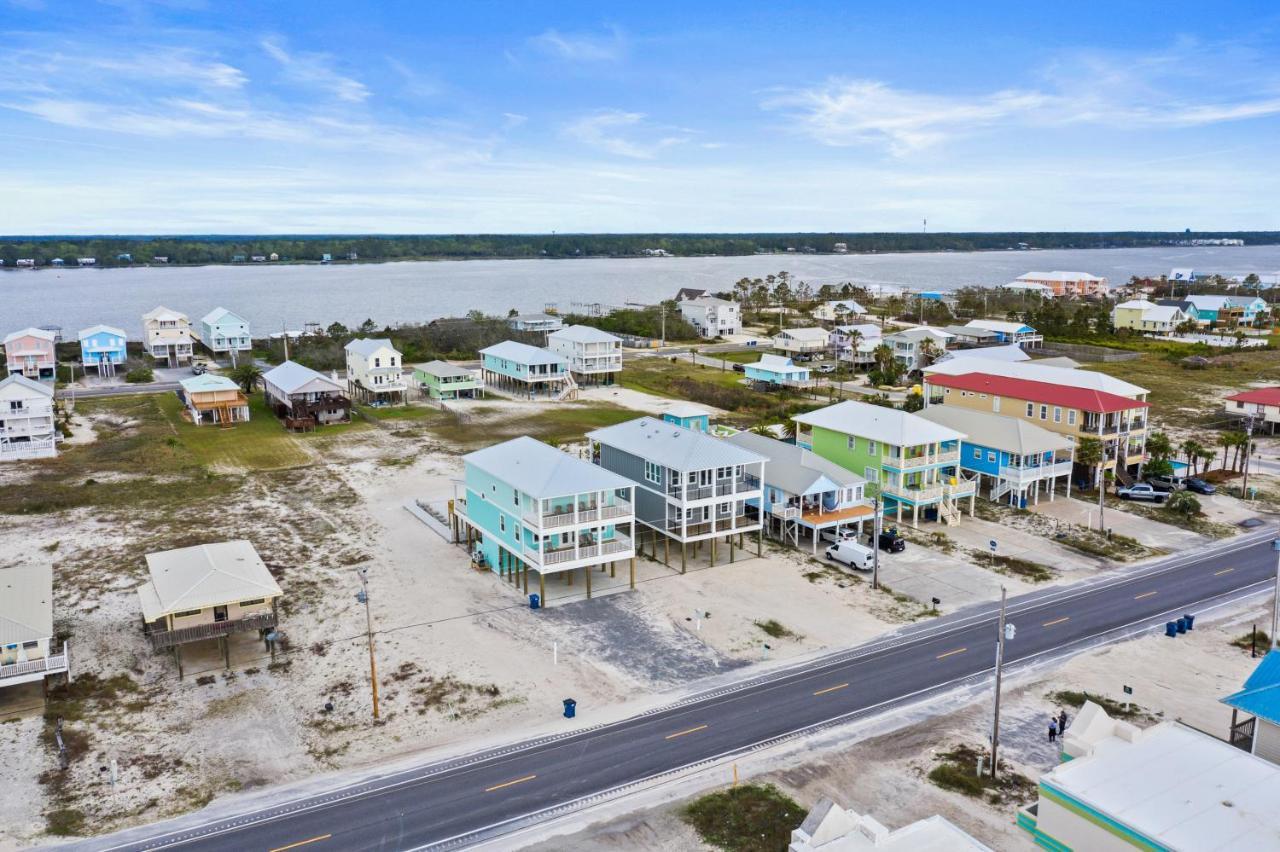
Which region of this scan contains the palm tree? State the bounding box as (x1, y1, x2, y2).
(750, 420, 774, 437)
(1224, 430, 1248, 472)
(230, 364, 263, 395)
(1180, 439, 1205, 475)
(918, 338, 942, 368)
(872, 343, 898, 382)
(1075, 437, 1104, 487)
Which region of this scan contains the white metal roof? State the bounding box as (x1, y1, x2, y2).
(776, 327, 830, 342)
(77, 324, 127, 340)
(344, 337, 399, 358)
(140, 540, 282, 616)
(794, 400, 965, 446)
(262, 360, 343, 395)
(1141, 305, 1189, 323)
(1115, 299, 1157, 310)
(917, 406, 1072, 455)
(142, 306, 189, 323)
(793, 797, 990, 851)
(3, 327, 56, 345)
(588, 417, 767, 471)
(0, 565, 53, 645)
(965, 319, 1035, 335)
(200, 307, 247, 326)
(179, 374, 240, 394)
(923, 358, 1147, 397)
(1017, 270, 1105, 282)
(834, 323, 882, 338)
(465, 436, 634, 498)
(1045, 717, 1280, 851)
(753, 354, 805, 372)
(936, 344, 1029, 364)
(885, 327, 954, 344)
(414, 360, 475, 379)
(663, 402, 711, 419)
(724, 431, 864, 496)
(0, 374, 54, 398)
(480, 340, 567, 366)
(548, 325, 622, 344)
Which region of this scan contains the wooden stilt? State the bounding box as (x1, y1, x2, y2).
(664, 536, 670, 566)
(539, 571, 545, 602)
(175, 644, 184, 680)
(523, 566, 529, 594)
(222, 636, 231, 670)
(681, 542, 687, 574)
(630, 557, 636, 589)
(585, 565, 592, 598)
(610, 561, 616, 578)
(710, 537, 717, 567)
(758, 527, 763, 556)
(730, 537, 735, 563)
(567, 571, 573, 586)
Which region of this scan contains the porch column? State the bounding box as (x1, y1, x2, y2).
(585, 565, 592, 599)
(630, 557, 636, 589)
(610, 561, 616, 578)
(681, 542, 687, 574)
(710, 537, 716, 566)
(912, 503, 919, 528)
(729, 536, 735, 563)
(539, 571, 545, 602)
(523, 566, 529, 594)
(664, 536, 670, 566)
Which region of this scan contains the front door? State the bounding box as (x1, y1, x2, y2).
(213, 605, 228, 623)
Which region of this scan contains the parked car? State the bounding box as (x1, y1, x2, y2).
(817, 363, 836, 374)
(732, 363, 745, 373)
(820, 527, 859, 544)
(825, 540, 875, 570)
(874, 528, 907, 553)
(1145, 474, 1185, 492)
(1117, 483, 1168, 502)
(190, 362, 207, 375)
(1184, 477, 1216, 495)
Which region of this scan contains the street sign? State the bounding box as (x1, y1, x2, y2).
(989, 539, 998, 551)
(1004, 623, 1017, 641)
(1123, 685, 1133, 695)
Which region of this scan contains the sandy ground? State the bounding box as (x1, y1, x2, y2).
(521, 603, 1268, 852)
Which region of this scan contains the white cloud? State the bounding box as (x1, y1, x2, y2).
(530, 27, 625, 62)
(261, 37, 369, 103)
(562, 110, 691, 159)
(502, 112, 527, 129)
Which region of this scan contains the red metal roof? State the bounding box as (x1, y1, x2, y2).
(926, 372, 1148, 413)
(1227, 388, 1280, 406)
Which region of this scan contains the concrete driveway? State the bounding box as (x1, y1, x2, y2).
(1029, 496, 1210, 551)
(874, 544, 1035, 613)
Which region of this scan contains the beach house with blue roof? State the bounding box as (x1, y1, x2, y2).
(745, 354, 811, 386)
(453, 436, 637, 604)
(78, 325, 128, 376)
(479, 340, 575, 400)
(1223, 650, 1280, 761)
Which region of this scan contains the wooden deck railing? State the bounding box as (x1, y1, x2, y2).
(146, 612, 277, 650)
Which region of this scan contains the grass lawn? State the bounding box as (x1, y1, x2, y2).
(714, 350, 764, 365)
(156, 394, 314, 471)
(621, 356, 821, 425)
(414, 401, 641, 450)
(354, 402, 438, 422)
(681, 784, 803, 852)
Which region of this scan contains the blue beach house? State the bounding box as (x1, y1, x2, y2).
(479, 341, 574, 399)
(661, 403, 710, 433)
(198, 308, 252, 360)
(917, 405, 1074, 508)
(1221, 651, 1280, 759)
(453, 436, 637, 604)
(745, 354, 810, 386)
(77, 325, 128, 376)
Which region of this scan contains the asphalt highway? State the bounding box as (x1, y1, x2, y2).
(92, 528, 1279, 852)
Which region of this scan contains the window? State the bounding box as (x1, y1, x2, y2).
(973, 447, 982, 460)
(987, 451, 996, 462)
(867, 440, 878, 455)
(374, 357, 381, 367)
(644, 461, 661, 484)
(1068, 410, 1077, 426)
(238, 598, 265, 607)
(1039, 405, 1048, 420)
(499, 514, 506, 532)
(22, 640, 39, 649)
(174, 609, 201, 619)
(846, 435, 856, 451)
(865, 466, 879, 484)
(513, 490, 520, 506)
(945, 388, 951, 395)
(1053, 407, 1062, 423)
(1026, 402, 1034, 417)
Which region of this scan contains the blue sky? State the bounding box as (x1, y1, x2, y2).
(2, 0, 1279, 234)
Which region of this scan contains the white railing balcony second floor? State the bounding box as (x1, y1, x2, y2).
(884, 448, 959, 469)
(529, 497, 633, 529)
(0, 436, 57, 456)
(0, 650, 68, 682)
(770, 504, 801, 520)
(944, 478, 977, 498)
(523, 533, 633, 567)
(881, 481, 944, 502)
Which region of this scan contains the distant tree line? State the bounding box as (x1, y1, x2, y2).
(560, 304, 701, 341)
(3, 231, 1278, 267)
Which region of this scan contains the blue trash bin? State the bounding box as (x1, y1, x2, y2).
(1165, 621, 1178, 638)
(563, 698, 577, 719)
(1176, 618, 1187, 634)
(1183, 613, 1195, 630)
(529, 594, 541, 610)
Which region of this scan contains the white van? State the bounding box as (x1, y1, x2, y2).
(825, 540, 875, 570)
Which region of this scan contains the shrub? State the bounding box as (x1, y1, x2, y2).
(682, 784, 802, 851)
(125, 367, 154, 384)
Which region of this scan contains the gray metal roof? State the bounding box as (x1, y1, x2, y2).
(0, 565, 53, 645)
(480, 340, 567, 366)
(944, 325, 998, 339)
(663, 402, 711, 419)
(465, 436, 634, 498)
(548, 325, 622, 344)
(724, 431, 864, 496)
(414, 360, 475, 379)
(262, 360, 342, 394)
(917, 406, 1073, 456)
(0, 374, 54, 398)
(588, 417, 766, 471)
(794, 400, 965, 446)
(139, 540, 282, 617)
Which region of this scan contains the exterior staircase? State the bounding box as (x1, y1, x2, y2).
(556, 372, 579, 401)
(939, 497, 960, 526)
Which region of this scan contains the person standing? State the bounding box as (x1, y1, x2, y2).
(1058, 709, 1069, 734)
(1048, 718, 1058, 743)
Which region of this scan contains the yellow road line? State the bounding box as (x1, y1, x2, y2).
(813, 683, 849, 696)
(485, 774, 537, 793)
(1042, 616, 1070, 628)
(269, 836, 332, 852)
(665, 724, 709, 740)
(1215, 568, 1235, 576)
(936, 647, 967, 660)
(1134, 591, 1158, 600)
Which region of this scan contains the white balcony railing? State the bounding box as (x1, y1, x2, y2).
(882, 482, 944, 502)
(529, 498, 633, 529)
(883, 448, 960, 469)
(0, 651, 68, 681)
(523, 533, 634, 567)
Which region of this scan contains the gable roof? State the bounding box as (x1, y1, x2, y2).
(0, 565, 53, 645)
(724, 431, 864, 496)
(917, 406, 1073, 455)
(936, 344, 1030, 364)
(944, 325, 998, 339)
(180, 374, 241, 394)
(1140, 305, 1189, 323)
(588, 417, 767, 471)
(413, 360, 475, 379)
(465, 436, 634, 498)
(1227, 387, 1280, 407)
(885, 327, 954, 344)
(200, 307, 247, 326)
(928, 372, 1149, 413)
(674, 287, 709, 300)
(262, 360, 342, 395)
(140, 540, 282, 617)
(548, 324, 622, 344)
(922, 357, 1148, 397)
(142, 306, 188, 323)
(480, 340, 566, 365)
(78, 324, 127, 340)
(1116, 298, 1157, 310)
(663, 402, 711, 419)
(833, 323, 881, 338)
(965, 319, 1035, 335)
(3, 327, 57, 345)
(752, 353, 805, 372)
(794, 400, 965, 446)
(0, 373, 54, 398)
(1222, 651, 1280, 726)
(344, 337, 398, 358)
(776, 327, 829, 342)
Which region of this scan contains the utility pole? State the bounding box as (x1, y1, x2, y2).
(282, 322, 290, 361)
(660, 303, 666, 348)
(1098, 468, 1106, 532)
(1243, 415, 1256, 497)
(356, 567, 380, 719)
(871, 494, 881, 590)
(990, 586, 1012, 779)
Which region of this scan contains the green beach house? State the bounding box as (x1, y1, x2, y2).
(413, 360, 485, 400)
(793, 400, 976, 527)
